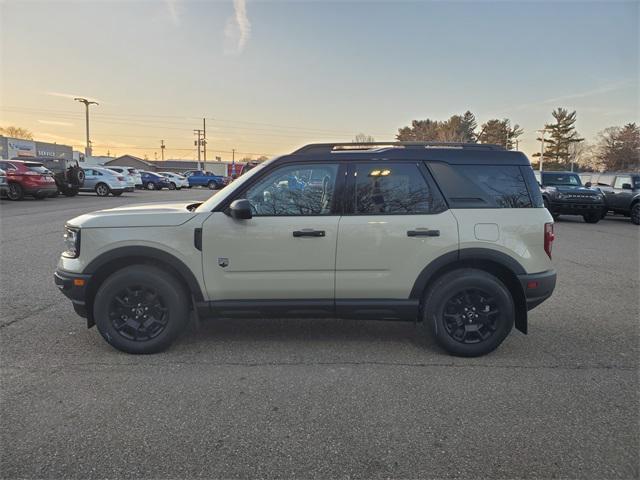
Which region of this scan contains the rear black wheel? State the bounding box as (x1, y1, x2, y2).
(422, 268, 514, 357)
(168, 182, 176, 190)
(94, 265, 190, 354)
(7, 183, 23, 201)
(207, 181, 218, 190)
(146, 182, 156, 190)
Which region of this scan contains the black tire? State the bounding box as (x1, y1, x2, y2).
(95, 183, 110, 197)
(207, 181, 218, 190)
(583, 213, 600, 224)
(146, 182, 156, 190)
(631, 203, 640, 225)
(421, 268, 514, 357)
(7, 182, 23, 201)
(168, 182, 176, 190)
(93, 265, 190, 354)
(112, 191, 123, 196)
(73, 168, 85, 184)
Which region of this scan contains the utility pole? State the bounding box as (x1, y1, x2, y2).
(231, 149, 236, 177)
(160, 140, 165, 161)
(202, 118, 207, 171)
(537, 129, 549, 172)
(74, 97, 98, 157)
(194, 129, 204, 169)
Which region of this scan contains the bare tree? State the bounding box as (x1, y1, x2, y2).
(0, 126, 34, 140)
(353, 133, 376, 143)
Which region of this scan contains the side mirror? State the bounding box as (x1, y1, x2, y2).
(229, 199, 252, 220)
(622, 183, 632, 190)
(585, 182, 592, 188)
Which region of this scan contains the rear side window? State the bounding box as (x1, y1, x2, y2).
(25, 163, 50, 174)
(353, 163, 446, 214)
(428, 163, 537, 208)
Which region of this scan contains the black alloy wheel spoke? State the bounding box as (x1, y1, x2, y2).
(442, 288, 501, 345)
(108, 285, 169, 342)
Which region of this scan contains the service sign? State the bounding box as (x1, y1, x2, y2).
(7, 138, 36, 158)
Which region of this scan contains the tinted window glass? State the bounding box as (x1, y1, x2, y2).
(25, 163, 49, 174)
(245, 163, 338, 216)
(614, 176, 632, 189)
(541, 173, 582, 186)
(429, 163, 534, 208)
(354, 163, 441, 214)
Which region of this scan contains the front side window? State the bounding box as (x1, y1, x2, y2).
(244, 163, 339, 216)
(354, 163, 442, 214)
(614, 176, 632, 189)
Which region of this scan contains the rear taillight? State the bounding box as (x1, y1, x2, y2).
(544, 222, 555, 259)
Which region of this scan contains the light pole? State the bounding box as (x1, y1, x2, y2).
(74, 98, 98, 157)
(537, 129, 550, 172)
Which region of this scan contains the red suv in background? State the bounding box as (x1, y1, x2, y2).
(0, 160, 58, 200)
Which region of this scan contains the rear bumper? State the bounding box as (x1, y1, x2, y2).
(518, 269, 556, 310)
(54, 269, 92, 318)
(24, 185, 59, 196)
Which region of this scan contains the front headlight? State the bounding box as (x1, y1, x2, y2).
(63, 225, 80, 258)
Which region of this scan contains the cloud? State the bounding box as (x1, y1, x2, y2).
(45, 91, 102, 103)
(164, 0, 181, 26)
(38, 119, 74, 127)
(224, 0, 251, 55)
(540, 79, 634, 105)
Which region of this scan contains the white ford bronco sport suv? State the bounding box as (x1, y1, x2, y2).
(55, 142, 556, 357)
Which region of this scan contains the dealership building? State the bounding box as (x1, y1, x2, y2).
(0, 135, 74, 162)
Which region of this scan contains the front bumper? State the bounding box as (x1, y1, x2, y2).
(518, 269, 556, 310)
(54, 269, 92, 319)
(548, 200, 605, 215)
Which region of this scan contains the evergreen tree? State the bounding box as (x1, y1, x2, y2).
(479, 119, 523, 149)
(396, 111, 477, 142)
(534, 108, 583, 169)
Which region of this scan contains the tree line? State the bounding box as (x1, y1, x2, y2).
(355, 108, 639, 172)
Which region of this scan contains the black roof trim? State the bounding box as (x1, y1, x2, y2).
(292, 142, 505, 155)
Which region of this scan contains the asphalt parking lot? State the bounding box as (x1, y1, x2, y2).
(1, 190, 638, 479)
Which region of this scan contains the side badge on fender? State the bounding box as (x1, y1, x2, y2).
(218, 257, 229, 268)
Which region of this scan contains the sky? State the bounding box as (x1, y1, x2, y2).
(1, 0, 638, 161)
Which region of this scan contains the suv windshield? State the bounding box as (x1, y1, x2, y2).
(542, 173, 582, 187)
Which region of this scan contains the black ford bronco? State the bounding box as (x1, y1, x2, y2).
(539, 171, 606, 223)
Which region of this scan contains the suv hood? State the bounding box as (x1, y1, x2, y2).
(68, 201, 201, 228)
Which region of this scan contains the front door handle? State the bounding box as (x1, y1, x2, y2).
(293, 229, 326, 238)
(407, 229, 440, 237)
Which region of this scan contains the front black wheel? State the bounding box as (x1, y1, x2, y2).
(631, 204, 640, 225)
(95, 183, 110, 197)
(422, 268, 514, 357)
(93, 265, 190, 354)
(583, 213, 600, 224)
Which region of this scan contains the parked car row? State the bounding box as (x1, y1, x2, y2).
(0, 159, 232, 201)
(536, 170, 639, 225)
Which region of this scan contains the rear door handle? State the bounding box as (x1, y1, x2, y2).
(293, 229, 326, 238)
(407, 229, 440, 237)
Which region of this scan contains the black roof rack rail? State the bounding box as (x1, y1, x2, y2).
(292, 142, 505, 155)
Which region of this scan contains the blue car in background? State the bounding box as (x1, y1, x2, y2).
(183, 170, 225, 190)
(140, 171, 171, 190)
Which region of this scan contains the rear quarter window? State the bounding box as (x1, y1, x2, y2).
(428, 163, 540, 208)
